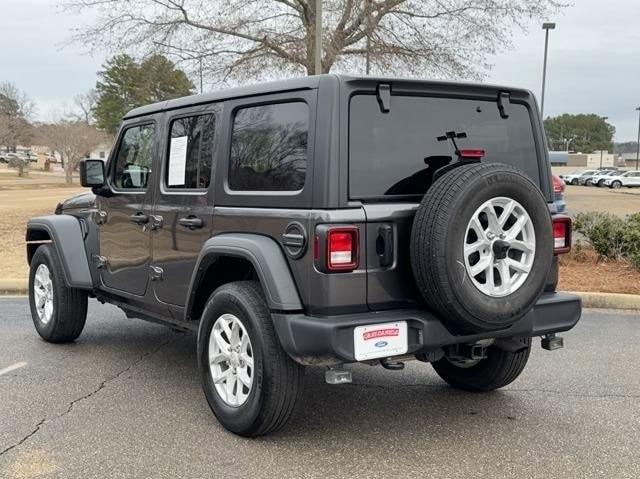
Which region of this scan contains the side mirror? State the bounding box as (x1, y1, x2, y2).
(80, 159, 105, 187)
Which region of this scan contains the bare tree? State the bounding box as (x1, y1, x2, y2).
(64, 0, 564, 82)
(38, 121, 107, 184)
(68, 89, 97, 124)
(0, 82, 34, 151)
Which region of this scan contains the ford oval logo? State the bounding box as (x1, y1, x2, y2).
(375, 341, 388, 348)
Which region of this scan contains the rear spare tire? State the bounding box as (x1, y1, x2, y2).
(410, 163, 552, 333)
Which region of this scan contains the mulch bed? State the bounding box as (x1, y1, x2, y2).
(558, 248, 640, 295)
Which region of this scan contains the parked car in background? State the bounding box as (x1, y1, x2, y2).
(579, 169, 617, 186)
(595, 170, 623, 187)
(552, 174, 566, 213)
(603, 170, 640, 189)
(560, 170, 585, 185)
(561, 170, 583, 185)
(2, 153, 22, 164)
(565, 170, 599, 185)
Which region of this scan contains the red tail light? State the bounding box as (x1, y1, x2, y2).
(552, 216, 571, 254)
(327, 227, 359, 271)
(458, 149, 485, 160)
(552, 174, 565, 193)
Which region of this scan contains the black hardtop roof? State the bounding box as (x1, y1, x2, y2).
(123, 74, 532, 120)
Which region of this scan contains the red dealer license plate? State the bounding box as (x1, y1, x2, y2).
(353, 321, 408, 361)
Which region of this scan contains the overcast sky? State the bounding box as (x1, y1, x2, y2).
(2, 0, 639, 141)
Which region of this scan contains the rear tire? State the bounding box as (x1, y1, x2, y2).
(432, 338, 531, 392)
(197, 281, 304, 437)
(28, 245, 88, 343)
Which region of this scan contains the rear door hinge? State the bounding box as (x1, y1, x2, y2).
(93, 255, 107, 269)
(497, 91, 511, 119)
(95, 210, 107, 225)
(376, 83, 391, 113)
(149, 265, 164, 281)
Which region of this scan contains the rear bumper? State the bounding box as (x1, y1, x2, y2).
(273, 292, 582, 365)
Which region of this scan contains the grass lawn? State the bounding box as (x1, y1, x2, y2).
(0, 185, 86, 279)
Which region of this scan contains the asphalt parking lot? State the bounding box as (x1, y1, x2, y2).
(563, 184, 640, 217)
(1, 298, 639, 479)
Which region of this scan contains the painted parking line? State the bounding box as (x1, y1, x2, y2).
(0, 362, 27, 376)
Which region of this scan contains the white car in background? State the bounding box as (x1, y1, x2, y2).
(563, 170, 596, 185)
(603, 171, 640, 189)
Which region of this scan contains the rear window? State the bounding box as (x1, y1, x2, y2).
(229, 102, 308, 191)
(349, 95, 539, 198)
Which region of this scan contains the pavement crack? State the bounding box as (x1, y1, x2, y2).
(0, 334, 175, 458)
(0, 417, 46, 458)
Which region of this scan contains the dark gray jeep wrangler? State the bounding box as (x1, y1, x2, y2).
(26, 75, 581, 436)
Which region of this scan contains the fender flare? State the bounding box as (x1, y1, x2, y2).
(185, 233, 303, 319)
(26, 215, 93, 290)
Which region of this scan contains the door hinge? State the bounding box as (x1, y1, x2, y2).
(497, 91, 511, 119)
(95, 210, 107, 225)
(149, 265, 164, 281)
(150, 215, 164, 230)
(376, 83, 391, 113)
(93, 255, 107, 269)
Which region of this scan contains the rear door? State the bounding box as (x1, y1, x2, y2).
(348, 91, 543, 310)
(151, 105, 218, 306)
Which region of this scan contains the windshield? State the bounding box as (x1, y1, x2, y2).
(349, 94, 540, 198)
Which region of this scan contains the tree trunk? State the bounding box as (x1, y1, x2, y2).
(65, 164, 73, 184)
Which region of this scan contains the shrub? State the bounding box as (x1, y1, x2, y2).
(623, 213, 640, 269)
(573, 211, 640, 270)
(573, 212, 625, 259)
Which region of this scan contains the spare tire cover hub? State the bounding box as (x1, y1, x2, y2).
(463, 196, 536, 298)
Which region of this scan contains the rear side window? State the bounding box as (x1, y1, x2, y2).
(349, 95, 539, 198)
(113, 123, 155, 190)
(166, 114, 215, 189)
(228, 102, 308, 191)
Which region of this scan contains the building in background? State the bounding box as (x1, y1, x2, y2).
(88, 141, 113, 161)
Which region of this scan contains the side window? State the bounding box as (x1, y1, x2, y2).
(113, 124, 156, 190)
(166, 114, 215, 189)
(228, 102, 308, 191)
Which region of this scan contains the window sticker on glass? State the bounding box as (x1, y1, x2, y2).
(168, 136, 188, 186)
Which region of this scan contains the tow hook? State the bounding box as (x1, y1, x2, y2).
(325, 366, 352, 385)
(380, 358, 405, 370)
(541, 333, 564, 351)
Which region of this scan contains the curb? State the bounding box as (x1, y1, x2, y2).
(0, 279, 27, 296)
(572, 291, 640, 311)
(1, 279, 639, 310)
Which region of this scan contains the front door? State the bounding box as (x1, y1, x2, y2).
(628, 171, 640, 186)
(97, 121, 157, 296)
(151, 108, 217, 306)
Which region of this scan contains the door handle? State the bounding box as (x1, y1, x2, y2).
(179, 216, 204, 230)
(129, 212, 149, 225)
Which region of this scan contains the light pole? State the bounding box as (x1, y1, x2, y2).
(600, 116, 609, 169)
(315, 0, 322, 75)
(636, 107, 640, 171)
(540, 22, 556, 119)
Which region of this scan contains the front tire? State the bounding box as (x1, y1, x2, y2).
(28, 245, 88, 343)
(611, 181, 622, 189)
(571, 179, 578, 185)
(197, 281, 304, 437)
(432, 338, 531, 392)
